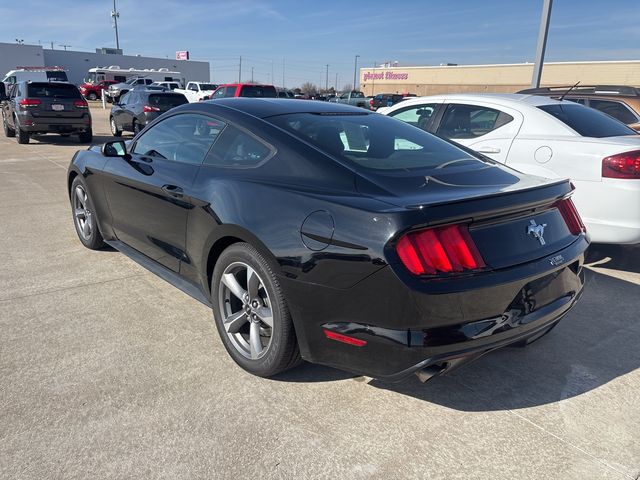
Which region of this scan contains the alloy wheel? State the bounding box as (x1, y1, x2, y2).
(218, 262, 274, 360)
(73, 184, 93, 240)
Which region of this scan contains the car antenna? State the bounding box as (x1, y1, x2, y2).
(559, 81, 580, 102)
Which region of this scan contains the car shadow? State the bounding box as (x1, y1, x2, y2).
(585, 243, 640, 274)
(28, 134, 120, 146)
(270, 362, 357, 383)
(366, 247, 640, 411)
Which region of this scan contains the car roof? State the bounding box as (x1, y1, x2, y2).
(394, 93, 564, 109)
(202, 97, 372, 118)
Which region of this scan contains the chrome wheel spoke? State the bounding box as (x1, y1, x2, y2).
(255, 306, 273, 328)
(249, 321, 263, 359)
(74, 208, 86, 219)
(222, 273, 246, 301)
(75, 187, 85, 207)
(82, 217, 91, 237)
(247, 266, 260, 300)
(224, 310, 248, 334)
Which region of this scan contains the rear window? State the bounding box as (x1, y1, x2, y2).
(200, 84, 217, 91)
(538, 103, 636, 138)
(148, 94, 188, 108)
(268, 112, 483, 172)
(46, 71, 68, 82)
(239, 85, 277, 98)
(27, 83, 80, 98)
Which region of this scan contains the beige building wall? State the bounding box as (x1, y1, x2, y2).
(359, 61, 640, 96)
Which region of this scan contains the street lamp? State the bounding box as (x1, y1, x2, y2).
(353, 54, 360, 91)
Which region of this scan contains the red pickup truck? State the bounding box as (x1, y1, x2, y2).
(79, 80, 117, 101)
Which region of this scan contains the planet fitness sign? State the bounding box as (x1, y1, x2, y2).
(363, 71, 409, 81)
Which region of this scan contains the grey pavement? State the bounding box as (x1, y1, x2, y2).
(1, 105, 639, 479)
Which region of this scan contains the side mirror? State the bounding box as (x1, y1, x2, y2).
(102, 140, 127, 157)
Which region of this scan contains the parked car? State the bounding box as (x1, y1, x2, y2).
(277, 89, 295, 99)
(380, 93, 640, 244)
(209, 83, 277, 99)
(518, 85, 640, 132)
(106, 77, 154, 102)
(2, 66, 68, 85)
(79, 80, 117, 101)
(370, 93, 405, 110)
(151, 81, 182, 91)
(174, 82, 219, 103)
(328, 90, 370, 109)
(2, 81, 91, 144)
(109, 89, 188, 136)
(68, 98, 587, 382)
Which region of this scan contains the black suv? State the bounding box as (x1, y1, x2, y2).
(370, 93, 409, 110)
(110, 89, 188, 136)
(1, 81, 92, 144)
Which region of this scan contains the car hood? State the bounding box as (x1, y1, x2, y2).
(355, 162, 562, 209)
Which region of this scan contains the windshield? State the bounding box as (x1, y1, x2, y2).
(149, 94, 188, 108)
(268, 112, 483, 172)
(240, 85, 277, 98)
(538, 103, 636, 138)
(27, 83, 80, 98)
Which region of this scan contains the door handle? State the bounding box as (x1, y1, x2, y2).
(476, 146, 501, 154)
(162, 184, 184, 198)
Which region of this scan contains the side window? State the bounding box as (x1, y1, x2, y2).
(389, 104, 438, 131)
(437, 104, 513, 139)
(145, 79, 153, 85)
(119, 92, 131, 105)
(212, 88, 226, 98)
(8, 84, 18, 99)
(223, 87, 237, 98)
(133, 114, 225, 165)
(188, 83, 198, 91)
(589, 99, 638, 124)
(204, 125, 273, 168)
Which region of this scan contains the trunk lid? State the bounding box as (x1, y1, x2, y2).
(27, 83, 85, 120)
(357, 163, 580, 270)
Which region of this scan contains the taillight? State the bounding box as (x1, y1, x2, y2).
(602, 150, 640, 179)
(554, 198, 586, 235)
(396, 223, 485, 276)
(73, 99, 88, 108)
(369, 98, 374, 106)
(143, 105, 160, 112)
(323, 329, 367, 347)
(19, 98, 41, 107)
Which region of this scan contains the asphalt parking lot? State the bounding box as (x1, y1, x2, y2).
(1, 105, 639, 480)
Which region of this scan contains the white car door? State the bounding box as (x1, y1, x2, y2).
(435, 101, 523, 164)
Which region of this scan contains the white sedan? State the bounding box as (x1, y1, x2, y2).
(379, 94, 640, 244)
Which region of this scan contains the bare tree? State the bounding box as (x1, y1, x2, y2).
(300, 82, 318, 96)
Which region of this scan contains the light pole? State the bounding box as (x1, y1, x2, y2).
(251, 66, 254, 83)
(325, 64, 329, 93)
(531, 0, 553, 88)
(335, 73, 339, 91)
(239, 55, 242, 83)
(353, 54, 360, 91)
(111, 0, 120, 50)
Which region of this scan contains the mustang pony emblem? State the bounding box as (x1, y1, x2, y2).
(527, 219, 547, 245)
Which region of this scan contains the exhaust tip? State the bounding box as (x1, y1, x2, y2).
(415, 364, 447, 383)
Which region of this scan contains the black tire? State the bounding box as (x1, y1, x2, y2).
(133, 120, 142, 136)
(15, 116, 29, 144)
(110, 116, 122, 137)
(212, 243, 301, 377)
(87, 92, 98, 101)
(78, 128, 93, 143)
(70, 176, 106, 250)
(3, 112, 15, 137)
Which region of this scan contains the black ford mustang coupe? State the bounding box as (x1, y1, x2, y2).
(67, 99, 588, 382)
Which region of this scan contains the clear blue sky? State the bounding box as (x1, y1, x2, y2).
(2, 0, 640, 89)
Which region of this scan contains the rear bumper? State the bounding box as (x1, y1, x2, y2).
(573, 179, 640, 244)
(21, 117, 90, 134)
(282, 235, 588, 381)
